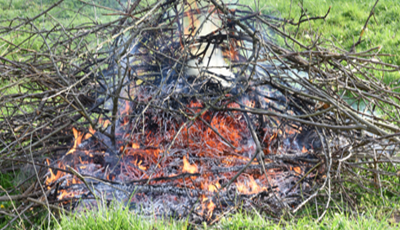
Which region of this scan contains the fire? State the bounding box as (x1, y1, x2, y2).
(208, 182, 221, 193)
(100, 118, 111, 128)
(182, 156, 198, 174)
(58, 190, 74, 200)
(132, 143, 139, 149)
(207, 199, 216, 219)
(58, 189, 85, 200)
(134, 159, 147, 171)
(66, 128, 83, 155)
(236, 175, 267, 195)
(47, 168, 58, 184)
(84, 126, 96, 140)
(45, 94, 314, 219)
(199, 195, 216, 220)
(45, 159, 67, 186)
(43, 1, 318, 218)
(121, 100, 131, 124)
(293, 167, 302, 174)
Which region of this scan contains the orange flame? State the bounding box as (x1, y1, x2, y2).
(208, 182, 221, 193)
(293, 167, 302, 174)
(207, 199, 216, 219)
(84, 126, 96, 140)
(120, 100, 131, 116)
(302, 146, 307, 153)
(47, 168, 58, 184)
(66, 128, 83, 155)
(199, 195, 216, 219)
(236, 175, 267, 195)
(182, 156, 198, 174)
(135, 159, 147, 171)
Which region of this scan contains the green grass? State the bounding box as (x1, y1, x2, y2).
(253, 0, 400, 81)
(0, 0, 121, 114)
(217, 209, 398, 230)
(57, 200, 189, 230)
(257, 0, 399, 59)
(0, 0, 121, 26)
(0, 173, 22, 229)
(0, 0, 120, 62)
(54, 200, 399, 230)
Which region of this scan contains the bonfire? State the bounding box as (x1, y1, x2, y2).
(1, 0, 399, 226)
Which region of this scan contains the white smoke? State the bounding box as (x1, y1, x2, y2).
(184, 3, 235, 88)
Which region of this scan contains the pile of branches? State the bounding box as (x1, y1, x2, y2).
(1, 0, 399, 227)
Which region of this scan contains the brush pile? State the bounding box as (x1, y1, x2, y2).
(1, 0, 400, 227)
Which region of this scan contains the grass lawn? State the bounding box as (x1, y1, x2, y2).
(56, 200, 398, 229)
(254, 0, 400, 82)
(1, 0, 400, 229)
(257, 0, 399, 58)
